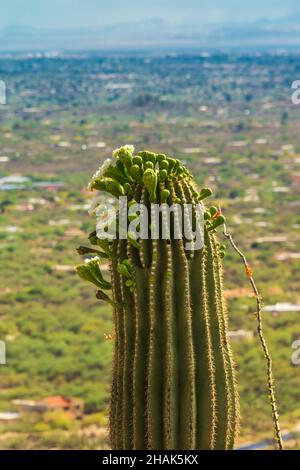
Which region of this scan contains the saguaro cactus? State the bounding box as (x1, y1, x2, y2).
(76, 145, 239, 450)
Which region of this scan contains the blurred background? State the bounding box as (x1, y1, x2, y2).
(0, 0, 300, 450)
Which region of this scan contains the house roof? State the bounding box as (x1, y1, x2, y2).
(42, 396, 73, 408)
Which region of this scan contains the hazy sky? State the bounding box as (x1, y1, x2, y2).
(1, 0, 300, 28)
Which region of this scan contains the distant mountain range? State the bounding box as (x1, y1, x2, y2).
(2, 15, 300, 51)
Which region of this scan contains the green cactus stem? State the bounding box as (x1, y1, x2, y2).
(76, 145, 239, 450)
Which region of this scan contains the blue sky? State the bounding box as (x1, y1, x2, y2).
(1, 0, 300, 28)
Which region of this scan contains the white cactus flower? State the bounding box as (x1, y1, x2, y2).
(87, 158, 112, 190)
(112, 144, 135, 158)
(84, 256, 100, 265)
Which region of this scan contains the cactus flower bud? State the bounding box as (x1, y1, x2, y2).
(143, 168, 158, 203)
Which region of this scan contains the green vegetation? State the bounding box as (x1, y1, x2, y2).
(0, 52, 300, 449)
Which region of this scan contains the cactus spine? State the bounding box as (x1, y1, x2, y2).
(76, 145, 239, 450)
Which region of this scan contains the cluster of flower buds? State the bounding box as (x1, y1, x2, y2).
(216, 242, 227, 259)
(88, 145, 194, 205)
(117, 259, 136, 293)
(77, 145, 228, 302)
(76, 256, 111, 290)
(88, 232, 114, 258)
(204, 206, 226, 233)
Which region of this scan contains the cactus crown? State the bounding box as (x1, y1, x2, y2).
(85, 144, 224, 239)
(76, 145, 240, 450)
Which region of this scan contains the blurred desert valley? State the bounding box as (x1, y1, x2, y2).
(0, 50, 300, 449)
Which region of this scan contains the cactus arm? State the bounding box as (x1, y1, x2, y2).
(146, 238, 164, 449)
(168, 180, 196, 449)
(119, 240, 135, 449)
(162, 239, 179, 449)
(130, 259, 149, 449)
(190, 247, 217, 450)
(180, 177, 218, 449)
(109, 257, 118, 449)
(110, 240, 124, 449)
(204, 230, 232, 449)
(212, 235, 240, 449)
(172, 239, 197, 449)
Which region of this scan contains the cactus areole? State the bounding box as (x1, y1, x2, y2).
(76, 145, 239, 450)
